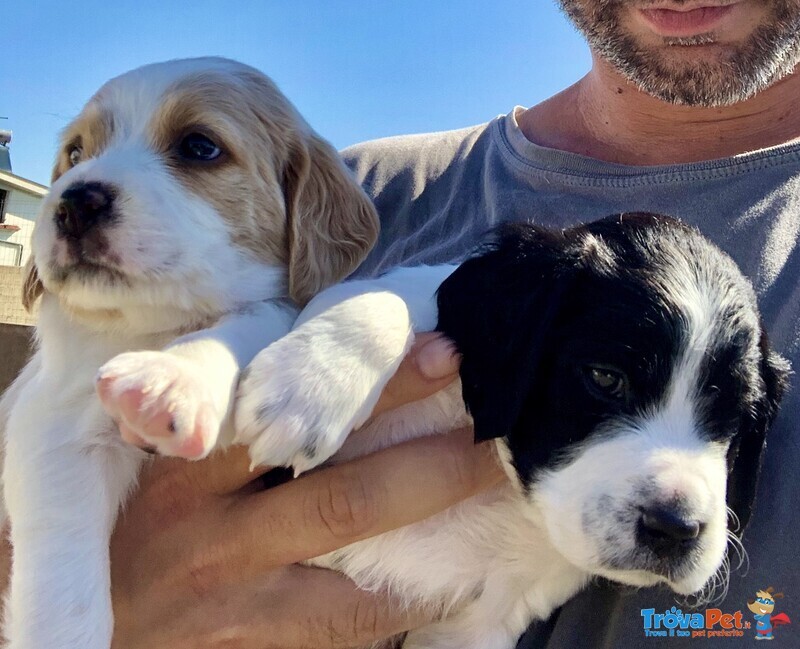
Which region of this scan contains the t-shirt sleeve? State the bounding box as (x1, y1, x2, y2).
(341, 123, 496, 277)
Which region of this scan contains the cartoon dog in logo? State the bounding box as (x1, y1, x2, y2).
(747, 587, 791, 640)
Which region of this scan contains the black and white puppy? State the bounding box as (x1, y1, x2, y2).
(236, 213, 789, 649)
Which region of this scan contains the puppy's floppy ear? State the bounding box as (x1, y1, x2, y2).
(21, 256, 44, 312)
(436, 223, 574, 445)
(283, 132, 379, 306)
(726, 331, 790, 533)
(21, 155, 65, 312)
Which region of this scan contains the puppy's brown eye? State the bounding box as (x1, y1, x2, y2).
(178, 133, 222, 161)
(584, 365, 628, 401)
(68, 146, 83, 167)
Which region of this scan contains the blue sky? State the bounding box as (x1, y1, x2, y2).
(5, 1, 591, 186)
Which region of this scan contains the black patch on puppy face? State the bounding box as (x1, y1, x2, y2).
(436, 213, 788, 532)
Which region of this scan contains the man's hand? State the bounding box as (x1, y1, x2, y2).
(108, 333, 503, 648)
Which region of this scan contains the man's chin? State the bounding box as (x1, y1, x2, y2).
(559, 0, 800, 107)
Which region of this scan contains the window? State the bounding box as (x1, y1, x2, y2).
(0, 188, 7, 223)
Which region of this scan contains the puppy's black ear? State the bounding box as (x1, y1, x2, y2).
(436, 223, 574, 444)
(726, 331, 790, 533)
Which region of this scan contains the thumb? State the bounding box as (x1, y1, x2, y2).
(369, 333, 461, 419)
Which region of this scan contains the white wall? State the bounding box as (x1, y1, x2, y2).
(0, 186, 41, 267)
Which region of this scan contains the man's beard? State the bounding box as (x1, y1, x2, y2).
(557, 0, 800, 106)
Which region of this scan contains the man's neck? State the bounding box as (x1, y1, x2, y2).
(518, 56, 800, 166)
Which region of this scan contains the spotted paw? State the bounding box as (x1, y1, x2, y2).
(96, 351, 222, 459)
(233, 341, 342, 475)
(234, 292, 414, 474)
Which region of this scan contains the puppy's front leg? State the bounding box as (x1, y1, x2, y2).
(235, 265, 456, 473)
(97, 300, 297, 459)
(3, 402, 140, 649)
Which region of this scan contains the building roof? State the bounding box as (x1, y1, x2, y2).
(0, 169, 48, 197)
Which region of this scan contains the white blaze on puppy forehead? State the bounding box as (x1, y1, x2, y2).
(93, 58, 248, 137)
(657, 238, 762, 438)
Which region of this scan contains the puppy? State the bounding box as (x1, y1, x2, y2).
(235, 214, 789, 649)
(0, 57, 378, 648)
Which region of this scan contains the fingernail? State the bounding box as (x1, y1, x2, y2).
(415, 336, 460, 380)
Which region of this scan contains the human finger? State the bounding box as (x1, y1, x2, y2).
(242, 565, 434, 649)
(135, 446, 273, 503)
(0, 525, 10, 598)
(114, 564, 434, 649)
(369, 333, 460, 419)
(218, 427, 503, 572)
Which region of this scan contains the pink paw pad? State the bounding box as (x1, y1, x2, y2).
(95, 352, 220, 460)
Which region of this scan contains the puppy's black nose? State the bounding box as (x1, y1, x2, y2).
(54, 182, 115, 239)
(638, 507, 702, 558)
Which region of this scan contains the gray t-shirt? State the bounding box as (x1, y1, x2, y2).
(343, 107, 800, 648)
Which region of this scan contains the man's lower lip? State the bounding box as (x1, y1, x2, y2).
(639, 5, 736, 37)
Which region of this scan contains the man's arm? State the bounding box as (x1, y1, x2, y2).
(0, 335, 502, 649)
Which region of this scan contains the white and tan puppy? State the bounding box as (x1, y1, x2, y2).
(0, 57, 377, 648)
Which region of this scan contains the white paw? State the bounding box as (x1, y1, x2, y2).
(96, 351, 221, 459)
(234, 292, 414, 474)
